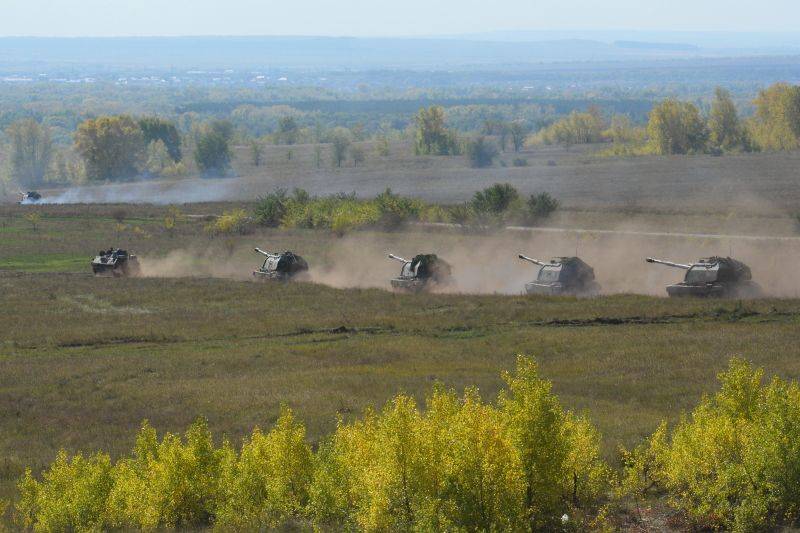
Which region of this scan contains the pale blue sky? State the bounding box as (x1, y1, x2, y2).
(2, 0, 799, 37)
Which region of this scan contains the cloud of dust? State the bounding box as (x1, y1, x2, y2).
(134, 217, 800, 298)
(36, 178, 239, 205)
(138, 246, 254, 280)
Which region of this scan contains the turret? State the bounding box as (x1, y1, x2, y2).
(518, 254, 547, 266)
(254, 247, 278, 257)
(645, 257, 692, 270)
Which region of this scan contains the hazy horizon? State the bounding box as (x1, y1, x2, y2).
(3, 0, 800, 38)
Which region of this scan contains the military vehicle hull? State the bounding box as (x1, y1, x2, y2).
(390, 277, 428, 292)
(91, 255, 140, 277)
(253, 269, 307, 282)
(524, 280, 599, 296)
(665, 281, 760, 298)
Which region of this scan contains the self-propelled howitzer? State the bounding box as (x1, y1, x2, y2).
(645, 256, 760, 298)
(388, 253, 452, 292)
(253, 248, 309, 281)
(518, 254, 599, 296)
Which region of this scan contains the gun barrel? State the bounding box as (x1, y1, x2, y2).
(254, 248, 275, 257)
(518, 254, 546, 266)
(388, 253, 409, 263)
(645, 257, 691, 270)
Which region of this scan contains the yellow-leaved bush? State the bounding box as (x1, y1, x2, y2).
(622, 358, 800, 532)
(15, 356, 610, 531)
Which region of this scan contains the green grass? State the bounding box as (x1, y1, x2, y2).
(0, 254, 87, 272)
(3, 203, 800, 514)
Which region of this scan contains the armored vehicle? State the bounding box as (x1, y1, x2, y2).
(646, 256, 760, 298)
(19, 191, 42, 204)
(91, 248, 140, 277)
(518, 255, 600, 296)
(253, 248, 309, 281)
(388, 253, 452, 292)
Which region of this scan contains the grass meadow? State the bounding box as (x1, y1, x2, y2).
(3, 203, 800, 512)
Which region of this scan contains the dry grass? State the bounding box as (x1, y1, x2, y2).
(3, 202, 800, 510)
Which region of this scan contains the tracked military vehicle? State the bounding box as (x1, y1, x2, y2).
(388, 253, 452, 292)
(91, 248, 140, 277)
(253, 248, 309, 281)
(646, 256, 760, 298)
(518, 255, 600, 296)
(19, 191, 42, 204)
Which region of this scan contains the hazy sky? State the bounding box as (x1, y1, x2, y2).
(2, 0, 800, 37)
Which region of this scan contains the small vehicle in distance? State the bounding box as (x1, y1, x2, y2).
(645, 256, 760, 298)
(91, 248, 140, 277)
(19, 191, 42, 204)
(518, 254, 600, 296)
(387, 253, 452, 292)
(253, 248, 309, 281)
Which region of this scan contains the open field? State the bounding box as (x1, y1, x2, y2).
(11, 141, 800, 215)
(4, 203, 800, 512)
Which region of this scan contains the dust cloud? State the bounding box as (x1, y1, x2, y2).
(138, 247, 254, 280)
(33, 179, 238, 205)
(131, 224, 800, 298)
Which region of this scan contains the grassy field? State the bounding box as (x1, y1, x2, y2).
(4, 203, 800, 515)
(11, 140, 800, 217)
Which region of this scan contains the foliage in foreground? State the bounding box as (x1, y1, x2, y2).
(16, 356, 610, 531)
(623, 358, 800, 532)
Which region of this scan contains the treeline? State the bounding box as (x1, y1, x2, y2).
(535, 83, 800, 156)
(15, 357, 800, 531)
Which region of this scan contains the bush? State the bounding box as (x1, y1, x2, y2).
(471, 183, 521, 225)
(253, 189, 289, 227)
(106, 419, 229, 529)
(216, 408, 314, 528)
(374, 188, 422, 229)
(309, 356, 608, 531)
(512, 157, 529, 167)
(17, 452, 114, 531)
(16, 356, 609, 532)
(627, 358, 800, 531)
(206, 209, 251, 235)
(526, 192, 559, 224)
(466, 136, 499, 168)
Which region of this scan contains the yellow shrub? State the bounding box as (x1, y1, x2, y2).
(205, 209, 251, 235)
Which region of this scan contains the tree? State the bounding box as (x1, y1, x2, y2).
(144, 140, 172, 176)
(313, 144, 323, 168)
(330, 128, 352, 168)
(749, 82, 800, 151)
(275, 116, 299, 145)
(647, 99, 708, 155)
(466, 136, 498, 168)
(251, 141, 263, 167)
(537, 111, 605, 148)
(350, 145, 365, 167)
(376, 135, 390, 157)
(138, 117, 182, 161)
(609, 114, 635, 144)
(509, 121, 528, 152)
(75, 115, 145, 181)
(708, 87, 743, 151)
(414, 106, 459, 155)
(194, 122, 233, 177)
(6, 119, 53, 187)
(498, 123, 510, 152)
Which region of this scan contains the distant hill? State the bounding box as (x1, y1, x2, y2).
(0, 35, 738, 71)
